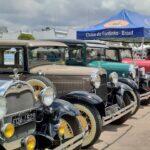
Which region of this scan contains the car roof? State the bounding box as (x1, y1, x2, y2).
(51, 39, 108, 48)
(108, 44, 132, 49)
(0, 40, 67, 47)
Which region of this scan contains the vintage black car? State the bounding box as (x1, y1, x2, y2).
(0, 40, 136, 149)
(0, 69, 37, 149)
(0, 69, 84, 150)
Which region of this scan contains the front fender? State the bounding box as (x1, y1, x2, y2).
(32, 133, 55, 149)
(61, 91, 105, 116)
(119, 77, 139, 90)
(117, 82, 133, 96)
(51, 99, 80, 119)
(61, 91, 104, 104)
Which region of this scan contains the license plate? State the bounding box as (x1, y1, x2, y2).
(12, 111, 36, 127)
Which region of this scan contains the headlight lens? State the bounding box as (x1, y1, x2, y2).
(140, 67, 145, 76)
(129, 65, 136, 79)
(109, 72, 118, 84)
(25, 135, 36, 150)
(1, 123, 15, 138)
(40, 86, 55, 106)
(91, 73, 101, 89)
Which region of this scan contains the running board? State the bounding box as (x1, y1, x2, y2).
(102, 102, 135, 126)
(54, 132, 85, 150)
(140, 91, 150, 101)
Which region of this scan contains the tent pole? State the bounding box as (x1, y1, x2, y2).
(141, 37, 145, 59)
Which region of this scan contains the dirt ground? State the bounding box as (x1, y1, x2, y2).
(91, 104, 150, 150)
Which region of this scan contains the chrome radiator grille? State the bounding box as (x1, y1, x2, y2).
(6, 90, 34, 114)
(48, 75, 92, 97)
(96, 74, 107, 102)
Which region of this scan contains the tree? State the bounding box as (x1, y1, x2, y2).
(18, 33, 35, 40)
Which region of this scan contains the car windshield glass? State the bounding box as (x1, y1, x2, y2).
(68, 46, 83, 61)
(29, 46, 66, 68)
(120, 49, 132, 59)
(105, 49, 119, 62)
(86, 47, 106, 62)
(0, 47, 24, 72)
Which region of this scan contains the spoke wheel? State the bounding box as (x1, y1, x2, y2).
(59, 119, 74, 139)
(74, 103, 102, 148)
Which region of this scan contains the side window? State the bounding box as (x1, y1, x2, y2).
(0, 47, 24, 72)
(3, 48, 24, 66)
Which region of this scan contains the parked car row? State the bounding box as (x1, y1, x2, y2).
(0, 40, 149, 149)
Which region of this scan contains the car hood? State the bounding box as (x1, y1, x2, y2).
(122, 58, 150, 73)
(30, 65, 100, 76)
(88, 61, 130, 77)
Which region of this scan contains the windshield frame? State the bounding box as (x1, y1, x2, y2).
(118, 48, 133, 61)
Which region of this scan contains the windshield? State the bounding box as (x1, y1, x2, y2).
(86, 47, 119, 62)
(0, 47, 24, 72)
(86, 47, 106, 62)
(120, 49, 132, 60)
(29, 46, 67, 68)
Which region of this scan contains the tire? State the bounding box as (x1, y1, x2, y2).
(74, 103, 102, 149)
(60, 115, 82, 150)
(129, 90, 140, 115)
(26, 76, 55, 99)
(112, 92, 132, 125)
(36, 115, 82, 150)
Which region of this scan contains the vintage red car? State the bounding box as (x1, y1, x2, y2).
(116, 47, 150, 73)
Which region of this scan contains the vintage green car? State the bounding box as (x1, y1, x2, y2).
(55, 39, 142, 106)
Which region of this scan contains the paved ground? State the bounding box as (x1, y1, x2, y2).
(91, 104, 150, 150)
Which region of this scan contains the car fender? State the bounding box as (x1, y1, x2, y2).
(118, 77, 139, 90)
(61, 91, 105, 116)
(51, 99, 80, 118)
(117, 82, 133, 96)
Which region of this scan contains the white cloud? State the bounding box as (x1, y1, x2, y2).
(0, 0, 149, 30)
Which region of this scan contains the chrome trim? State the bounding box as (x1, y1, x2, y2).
(102, 102, 135, 126)
(3, 138, 22, 150)
(5, 107, 38, 118)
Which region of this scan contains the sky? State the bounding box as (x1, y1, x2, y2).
(0, 0, 150, 30)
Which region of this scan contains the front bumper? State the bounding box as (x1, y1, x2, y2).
(54, 132, 85, 150)
(140, 91, 150, 101)
(3, 138, 22, 150)
(3, 132, 85, 150)
(102, 101, 136, 126)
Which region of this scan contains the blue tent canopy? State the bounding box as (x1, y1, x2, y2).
(77, 9, 150, 42)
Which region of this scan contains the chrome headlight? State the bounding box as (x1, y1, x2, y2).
(139, 67, 145, 76)
(0, 97, 7, 120)
(40, 87, 56, 106)
(129, 65, 136, 79)
(109, 72, 118, 84)
(91, 73, 101, 89)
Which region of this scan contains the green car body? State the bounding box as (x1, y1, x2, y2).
(88, 60, 130, 78)
(60, 40, 135, 80)
(56, 39, 149, 103)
